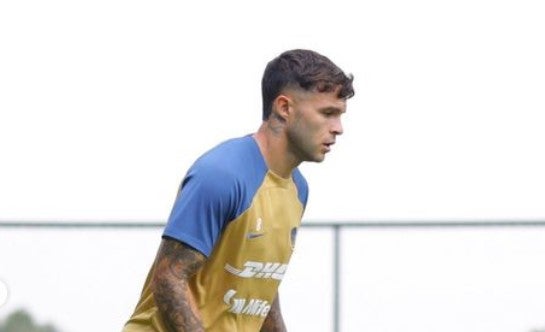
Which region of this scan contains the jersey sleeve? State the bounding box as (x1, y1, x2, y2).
(163, 162, 238, 257)
(292, 168, 309, 210)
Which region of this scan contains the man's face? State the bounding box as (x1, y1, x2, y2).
(285, 87, 347, 163)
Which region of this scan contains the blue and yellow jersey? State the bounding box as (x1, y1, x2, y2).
(124, 135, 308, 332)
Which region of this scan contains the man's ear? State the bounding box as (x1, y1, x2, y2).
(271, 94, 291, 122)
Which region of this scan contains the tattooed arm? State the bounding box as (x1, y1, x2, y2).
(152, 237, 206, 332)
(260, 294, 287, 332)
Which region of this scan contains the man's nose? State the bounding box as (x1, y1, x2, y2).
(331, 118, 343, 136)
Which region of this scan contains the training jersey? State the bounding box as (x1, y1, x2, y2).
(123, 135, 308, 332)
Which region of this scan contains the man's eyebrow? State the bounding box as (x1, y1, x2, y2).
(319, 106, 346, 114)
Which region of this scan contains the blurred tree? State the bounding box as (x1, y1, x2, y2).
(0, 309, 59, 332)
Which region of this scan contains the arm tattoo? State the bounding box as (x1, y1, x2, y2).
(152, 238, 206, 332)
(260, 294, 287, 332)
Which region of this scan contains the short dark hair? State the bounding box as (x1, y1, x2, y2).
(261, 49, 355, 120)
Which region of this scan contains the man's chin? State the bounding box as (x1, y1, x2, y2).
(299, 150, 327, 163)
(308, 154, 326, 163)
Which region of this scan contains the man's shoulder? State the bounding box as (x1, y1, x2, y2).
(189, 135, 267, 181)
(204, 135, 255, 158)
(292, 167, 309, 206)
(292, 168, 308, 187)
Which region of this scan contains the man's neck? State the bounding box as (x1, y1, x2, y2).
(253, 122, 300, 179)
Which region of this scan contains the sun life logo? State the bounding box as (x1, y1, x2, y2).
(0, 279, 8, 308)
(223, 289, 271, 317)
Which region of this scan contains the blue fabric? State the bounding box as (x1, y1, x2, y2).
(163, 135, 308, 257)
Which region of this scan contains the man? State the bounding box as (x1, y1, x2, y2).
(123, 49, 354, 332)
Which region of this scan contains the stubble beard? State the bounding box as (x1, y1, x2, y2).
(286, 126, 324, 163)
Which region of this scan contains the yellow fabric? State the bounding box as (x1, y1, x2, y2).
(123, 171, 303, 332)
